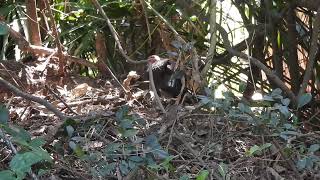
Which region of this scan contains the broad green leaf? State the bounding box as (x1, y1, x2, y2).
(297, 93, 312, 108)
(104, 143, 122, 153)
(278, 105, 290, 118)
(308, 144, 320, 153)
(179, 175, 190, 180)
(260, 143, 272, 150)
(239, 81, 247, 93)
(69, 141, 84, 157)
(29, 138, 46, 148)
(238, 103, 252, 114)
(66, 125, 74, 137)
(218, 162, 228, 179)
(96, 162, 116, 176)
(247, 145, 260, 156)
(121, 129, 138, 138)
(281, 98, 290, 106)
(297, 158, 306, 170)
(10, 152, 43, 175)
(0, 170, 17, 180)
(37, 169, 50, 176)
(0, 105, 9, 124)
(196, 170, 209, 180)
(129, 156, 144, 162)
(0, 24, 9, 35)
(271, 88, 282, 96)
(119, 119, 133, 129)
(119, 160, 129, 175)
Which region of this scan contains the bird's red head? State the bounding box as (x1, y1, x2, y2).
(147, 55, 161, 64)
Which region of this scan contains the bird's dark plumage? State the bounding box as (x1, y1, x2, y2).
(147, 55, 183, 97)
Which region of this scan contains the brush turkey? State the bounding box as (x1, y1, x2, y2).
(147, 55, 184, 97)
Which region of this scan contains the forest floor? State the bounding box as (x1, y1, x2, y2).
(0, 59, 319, 180)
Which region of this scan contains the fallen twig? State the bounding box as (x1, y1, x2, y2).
(0, 77, 66, 120)
(148, 63, 166, 114)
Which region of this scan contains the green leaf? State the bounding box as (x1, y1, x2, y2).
(0, 24, 9, 36)
(104, 143, 122, 153)
(297, 93, 312, 108)
(218, 162, 228, 179)
(247, 145, 260, 156)
(196, 170, 209, 180)
(31, 148, 52, 162)
(69, 141, 85, 157)
(281, 98, 290, 106)
(238, 103, 252, 114)
(66, 125, 74, 137)
(119, 119, 133, 129)
(278, 105, 290, 118)
(37, 169, 50, 176)
(297, 158, 306, 170)
(29, 138, 46, 148)
(116, 106, 129, 120)
(277, 30, 281, 48)
(0, 170, 17, 180)
(119, 160, 129, 175)
(260, 143, 272, 150)
(121, 129, 137, 138)
(96, 162, 116, 176)
(190, 15, 197, 22)
(0, 104, 9, 124)
(271, 88, 282, 97)
(129, 156, 144, 162)
(0, 5, 15, 17)
(10, 152, 43, 176)
(239, 81, 247, 93)
(308, 144, 320, 153)
(179, 174, 190, 180)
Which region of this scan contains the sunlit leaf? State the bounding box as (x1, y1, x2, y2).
(196, 170, 209, 180)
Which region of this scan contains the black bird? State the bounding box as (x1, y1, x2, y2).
(147, 55, 184, 97)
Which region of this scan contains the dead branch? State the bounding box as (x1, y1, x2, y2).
(298, 6, 320, 98)
(0, 77, 66, 120)
(148, 63, 166, 114)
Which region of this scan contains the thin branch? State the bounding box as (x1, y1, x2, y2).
(43, 0, 65, 75)
(216, 24, 297, 106)
(90, 0, 146, 64)
(0, 22, 97, 69)
(148, 63, 166, 114)
(298, 6, 320, 98)
(202, 0, 217, 77)
(145, 2, 202, 86)
(0, 77, 66, 120)
(139, 0, 152, 46)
